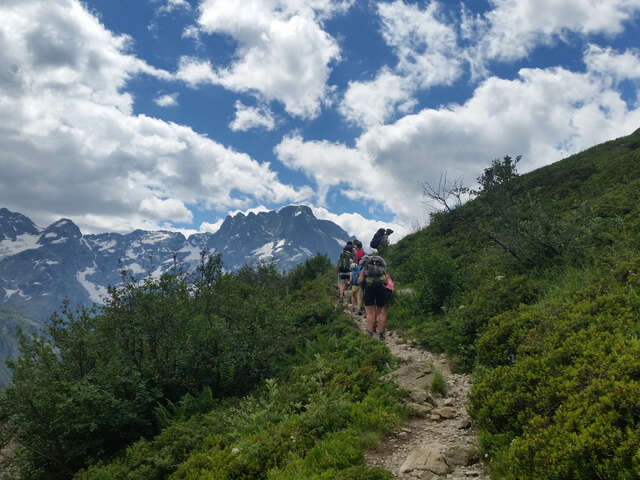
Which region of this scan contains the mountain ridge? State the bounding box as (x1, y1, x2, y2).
(0, 205, 352, 324)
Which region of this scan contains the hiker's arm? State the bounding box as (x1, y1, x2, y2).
(357, 270, 364, 285)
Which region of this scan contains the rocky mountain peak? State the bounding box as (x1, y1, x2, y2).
(38, 218, 82, 245)
(0, 207, 41, 241)
(1, 205, 352, 322)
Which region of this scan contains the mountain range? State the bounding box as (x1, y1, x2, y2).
(0, 205, 351, 325)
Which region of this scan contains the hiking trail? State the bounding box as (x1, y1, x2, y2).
(342, 299, 488, 479)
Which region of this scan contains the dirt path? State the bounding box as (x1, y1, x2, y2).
(343, 301, 488, 479)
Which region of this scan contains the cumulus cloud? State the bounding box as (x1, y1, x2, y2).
(309, 206, 409, 249)
(339, 69, 417, 128)
(0, 0, 311, 233)
(584, 44, 640, 82)
(229, 101, 276, 131)
(176, 0, 348, 118)
(466, 0, 640, 73)
(279, 59, 640, 226)
(139, 197, 193, 222)
(339, 1, 462, 128)
(154, 93, 179, 107)
(199, 219, 224, 233)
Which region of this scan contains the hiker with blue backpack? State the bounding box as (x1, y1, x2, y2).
(358, 253, 394, 340)
(350, 261, 364, 315)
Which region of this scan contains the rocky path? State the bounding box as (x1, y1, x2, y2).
(344, 302, 488, 479)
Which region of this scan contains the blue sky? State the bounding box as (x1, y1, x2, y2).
(1, 0, 640, 243)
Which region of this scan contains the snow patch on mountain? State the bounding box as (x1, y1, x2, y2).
(95, 239, 117, 251)
(126, 263, 146, 275)
(178, 244, 202, 263)
(76, 266, 108, 304)
(141, 232, 173, 245)
(0, 233, 41, 259)
(253, 241, 276, 260)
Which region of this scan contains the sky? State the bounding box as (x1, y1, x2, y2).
(1, 0, 640, 244)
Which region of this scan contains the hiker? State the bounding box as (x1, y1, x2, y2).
(350, 262, 363, 314)
(353, 239, 365, 264)
(358, 254, 394, 340)
(370, 228, 393, 257)
(336, 244, 354, 301)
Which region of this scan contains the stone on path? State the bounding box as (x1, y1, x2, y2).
(399, 442, 452, 475)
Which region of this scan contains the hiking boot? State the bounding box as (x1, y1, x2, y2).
(366, 328, 376, 336)
(358, 307, 364, 315)
(379, 330, 385, 341)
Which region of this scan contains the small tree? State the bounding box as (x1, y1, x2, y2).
(424, 155, 563, 268)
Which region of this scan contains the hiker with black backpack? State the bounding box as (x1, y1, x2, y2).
(336, 243, 355, 301)
(358, 254, 394, 340)
(370, 228, 393, 257)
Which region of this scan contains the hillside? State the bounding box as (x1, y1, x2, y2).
(385, 127, 640, 478)
(2, 129, 639, 480)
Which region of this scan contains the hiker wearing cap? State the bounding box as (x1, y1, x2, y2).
(358, 254, 394, 340)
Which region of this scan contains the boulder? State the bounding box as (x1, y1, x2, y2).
(399, 442, 451, 475)
(431, 406, 457, 419)
(444, 445, 480, 466)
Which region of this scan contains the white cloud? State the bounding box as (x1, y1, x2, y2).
(468, 0, 640, 68)
(339, 69, 417, 128)
(279, 61, 640, 226)
(275, 135, 368, 203)
(229, 205, 272, 216)
(378, 0, 462, 88)
(177, 0, 348, 118)
(339, 1, 462, 128)
(154, 0, 192, 14)
(199, 219, 224, 233)
(584, 44, 640, 82)
(229, 101, 276, 131)
(139, 197, 193, 222)
(0, 0, 312, 234)
(310, 206, 409, 249)
(198, 205, 271, 234)
(154, 93, 179, 107)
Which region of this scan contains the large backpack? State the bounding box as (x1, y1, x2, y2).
(364, 255, 387, 286)
(338, 250, 353, 273)
(370, 228, 387, 249)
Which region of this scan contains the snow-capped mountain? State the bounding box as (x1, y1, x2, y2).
(0, 206, 351, 323)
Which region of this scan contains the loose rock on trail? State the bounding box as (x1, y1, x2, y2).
(342, 299, 488, 479)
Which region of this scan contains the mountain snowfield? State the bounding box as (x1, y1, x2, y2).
(0, 205, 351, 324)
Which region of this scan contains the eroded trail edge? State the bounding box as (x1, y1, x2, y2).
(345, 304, 488, 479)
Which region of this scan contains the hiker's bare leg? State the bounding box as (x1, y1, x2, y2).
(377, 305, 388, 333)
(365, 306, 376, 331)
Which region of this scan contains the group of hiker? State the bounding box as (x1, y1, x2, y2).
(336, 228, 394, 340)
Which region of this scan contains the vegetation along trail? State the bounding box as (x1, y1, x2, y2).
(342, 295, 487, 479)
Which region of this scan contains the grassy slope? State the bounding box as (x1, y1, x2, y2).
(385, 128, 640, 479)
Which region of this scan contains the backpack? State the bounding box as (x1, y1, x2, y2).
(338, 250, 352, 273)
(351, 265, 361, 285)
(370, 228, 387, 249)
(364, 255, 387, 286)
